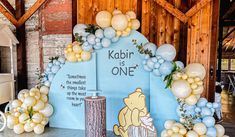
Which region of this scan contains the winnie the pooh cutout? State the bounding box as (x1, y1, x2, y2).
(114, 88, 157, 137)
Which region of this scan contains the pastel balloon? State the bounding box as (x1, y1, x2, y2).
(192, 86, 204, 95)
(67, 52, 77, 62)
(186, 131, 199, 137)
(185, 95, 198, 105)
(96, 11, 112, 28)
(171, 80, 192, 98)
(44, 81, 51, 87)
(172, 133, 183, 137)
(101, 38, 111, 48)
(95, 29, 104, 38)
(144, 65, 152, 72)
(111, 14, 128, 31)
(201, 107, 212, 117)
(164, 120, 175, 129)
(202, 116, 215, 127)
(143, 42, 157, 56)
(104, 27, 116, 39)
(73, 45, 83, 54)
(146, 59, 154, 69)
(51, 65, 60, 74)
(81, 51, 91, 61)
(206, 127, 217, 137)
(159, 61, 174, 75)
(131, 19, 140, 30)
(58, 57, 65, 64)
(206, 102, 213, 108)
(197, 98, 208, 107)
(154, 63, 160, 69)
(156, 44, 176, 61)
(161, 130, 168, 137)
(73, 24, 89, 37)
(215, 124, 225, 137)
(185, 63, 206, 79)
(111, 36, 119, 43)
(212, 102, 219, 108)
(175, 61, 184, 69)
(153, 69, 161, 76)
(193, 123, 207, 135)
(112, 9, 122, 15)
(87, 34, 96, 45)
(82, 44, 92, 51)
(47, 63, 53, 68)
(48, 73, 55, 82)
(126, 11, 136, 19)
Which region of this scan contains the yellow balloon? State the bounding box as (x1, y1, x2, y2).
(215, 124, 225, 137)
(164, 120, 175, 129)
(172, 126, 180, 133)
(131, 19, 140, 30)
(192, 86, 204, 95)
(185, 94, 198, 105)
(126, 11, 136, 19)
(112, 9, 122, 15)
(161, 130, 168, 137)
(186, 63, 206, 79)
(186, 131, 199, 137)
(81, 51, 91, 61)
(121, 30, 130, 37)
(96, 11, 112, 28)
(171, 80, 192, 99)
(73, 45, 83, 54)
(66, 52, 77, 62)
(111, 14, 128, 31)
(193, 123, 207, 135)
(172, 133, 183, 137)
(179, 128, 187, 135)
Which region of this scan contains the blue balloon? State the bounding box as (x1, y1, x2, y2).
(111, 36, 119, 43)
(197, 98, 208, 107)
(201, 107, 212, 117)
(155, 44, 176, 61)
(144, 65, 152, 72)
(212, 102, 219, 108)
(144, 55, 150, 59)
(60, 64, 64, 68)
(158, 58, 165, 64)
(87, 34, 96, 45)
(83, 42, 89, 46)
(195, 107, 201, 113)
(58, 57, 65, 64)
(95, 29, 104, 39)
(211, 108, 215, 114)
(143, 42, 157, 56)
(82, 44, 92, 51)
(153, 69, 161, 76)
(47, 63, 53, 68)
(93, 43, 102, 50)
(52, 60, 57, 64)
(101, 38, 111, 48)
(55, 61, 60, 66)
(151, 57, 158, 63)
(51, 65, 60, 74)
(82, 36, 87, 41)
(175, 61, 184, 69)
(104, 27, 116, 39)
(202, 116, 215, 127)
(44, 81, 51, 87)
(142, 60, 147, 65)
(159, 61, 173, 75)
(206, 127, 217, 137)
(45, 67, 51, 74)
(193, 118, 202, 124)
(154, 63, 160, 69)
(73, 24, 89, 37)
(206, 102, 213, 108)
(48, 73, 55, 82)
(156, 55, 162, 59)
(147, 59, 154, 69)
(95, 38, 100, 43)
(43, 77, 48, 82)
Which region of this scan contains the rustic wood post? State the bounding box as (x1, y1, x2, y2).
(85, 96, 106, 137)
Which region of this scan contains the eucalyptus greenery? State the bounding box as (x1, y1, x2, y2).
(85, 24, 100, 34)
(49, 56, 59, 63)
(164, 62, 181, 88)
(35, 68, 44, 88)
(74, 33, 84, 44)
(177, 99, 201, 131)
(132, 39, 154, 57)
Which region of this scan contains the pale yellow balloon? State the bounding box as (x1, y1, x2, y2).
(172, 133, 184, 137)
(186, 131, 199, 137)
(185, 95, 198, 105)
(215, 124, 225, 137)
(161, 130, 168, 137)
(66, 52, 77, 62)
(126, 11, 137, 19)
(13, 124, 24, 134)
(96, 11, 112, 28)
(121, 30, 131, 37)
(111, 14, 128, 31)
(193, 123, 207, 135)
(186, 63, 206, 79)
(171, 80, 192, 99)
(73, 45, 83, 54)
(172, 126, 180, 133)
(11, 100, 22, 109)
(192, 86, 204, 95)
(179, 128, 187, 135)
(116, 31, 122, 36)
(167, 129, 174, 136)
(164, 120, 176, 129)
(112, 9, 122, 15)
(131, 19, 140, 30)
(81, 51, 91, 61)
(173, 123, 185, 129)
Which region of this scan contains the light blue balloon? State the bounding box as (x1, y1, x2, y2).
(44, 81, 51, 87)
(156, 55, 162, 59)
(104, 27, 116, 39)
(147, 59, 154, 69)
(48, 73, 55, 82)
(201, 107, 212, 117)
(101, 38, 111, 48)
(52, 60, 57, 64)
(144, 55, 150, 59)
(95, 38, 100, 43)
(202, 116, 215, 127)
(158, 58, 165, 64)
(93, 44, 102, 50)
(60, 64, 64, 68)
(87, 34, 96, 45)
(95, 29, 104, 39)
(143, 42, 157, 56)
(47, 63, 53, 68)
(212, 102, 219, 108)
(206, 127, 217, 137)
(73, 24, 89, 37)
(197, 98, 208, 107)
(142, 60, 147, 65)
(156, 44, 176, 61)
(111, 36, 119, 43)
(51, 65, 60, 74)
(151, 57, 158, 63)
(55, 61, 60, 66)
(82, 44, 93, 51)
(43, 77, 48, 82)
(83, 42, 89, 46)
(144, 65, 152, 72)
(193, 118, 202, 124)
(154, 63, 160, 69)
(159, 61, 173, 75)
(58, 57, 65, 64)
(206, 102, 213, 108)
(175, 61, 184, 69)
(211, 108, 215, 114)
(45, 67, 51, 74)
(153, 69, 161, 76)
(82, 36, 87, 41)
(195, 107, 201, 113)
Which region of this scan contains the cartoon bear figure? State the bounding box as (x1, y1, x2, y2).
(113, 88, 148, 137)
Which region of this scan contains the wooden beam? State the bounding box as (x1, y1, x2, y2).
(0, 0, 15, 15)
(222, 2, 235, 19)
(17, 0, 47, 27)
(223, 27, 235, 40)
(155, 0, 188, 23)
(222, 20, 235, 26)
(0, 4, 17, 26)
(72, 0, 77, 41)
(15, 0, 27, 91)
(185, 0, 211, 17)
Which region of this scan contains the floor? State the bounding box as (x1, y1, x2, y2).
(221, 90, 235, 136)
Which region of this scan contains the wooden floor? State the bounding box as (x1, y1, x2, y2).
(221, 90, 235, 136)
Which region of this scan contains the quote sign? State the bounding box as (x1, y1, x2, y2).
(96, 31, 150, 130)
(49, 54, 97, 129)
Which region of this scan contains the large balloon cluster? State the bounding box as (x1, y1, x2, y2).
(4, 86, 53, 134)
(71, 9, 140, 62)
(42, 57, 65, 87)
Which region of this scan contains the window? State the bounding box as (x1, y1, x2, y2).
(221, 59, 229, 70)
(231, 59, 235, 70)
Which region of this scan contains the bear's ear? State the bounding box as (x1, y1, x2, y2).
(135, 88, 142, 92)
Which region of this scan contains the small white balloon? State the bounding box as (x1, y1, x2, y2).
(215, 124, 225, 137)
(171, 80, 192, 99)
(131, 19, 140, 30)
(185, 63, 206, 79)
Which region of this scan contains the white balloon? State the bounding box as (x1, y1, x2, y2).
(126, 11, 136, 19)
(156, 44, 176, 61)
(175, 61, 184, 69)
(111, 14, 128, 31)
(171, 80, 192, 99)
(164, 120, 175, 129)
(193, 123, 207, 135)
(39, 104, 54, 117)
(185, 63, 206, 79)
(186, 131, 199, 137)
(215, 124, 225, 137)
(131, 19, 140, 30)
(96, 11, 112, 28)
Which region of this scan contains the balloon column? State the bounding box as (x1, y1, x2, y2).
(70, 9, 140, 62)
(5, 86, 53, 134)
